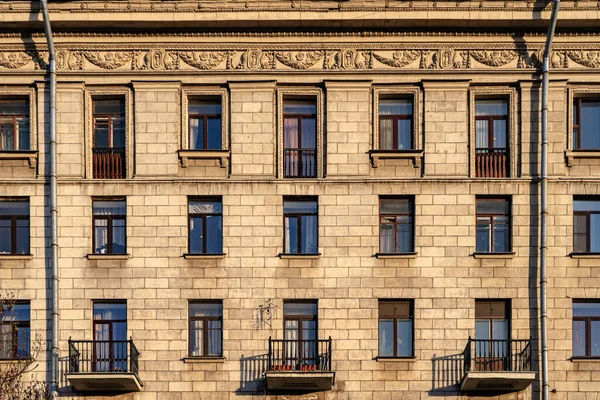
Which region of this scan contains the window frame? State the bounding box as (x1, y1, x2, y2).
(188, 300, 223, 358)
(573, 97, 600, 151)
(0, 90, 35, 153)
(475, 196, 512, 254)
(573, 196, 600, 254)
(377, 299, 414, 359)
(378, 196, 415, 255)
(282, 196, 319, 255)
(181, 89, 228, 151)
(0, 198, 30, 255)
(283, 300, 319, 343)
(92, 198, 127, 255)
(0, 99, 30, 151)
(572, 300, 600, 359)
(0, 301, 30, 360)
(187, 197, 224, 255)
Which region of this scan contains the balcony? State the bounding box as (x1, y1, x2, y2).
(460, 338, 535, 392)
(265, 337, 334, 392)
(284, 148, 316, 178)
(93, 148, 126, 179)
(475, 148, 508, 178)
(65, 339, 142, 392)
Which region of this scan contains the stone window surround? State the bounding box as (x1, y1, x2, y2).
(0, 88, 37, 169)
(84, 88, 133, 179)
(370, 86, 422, 168)
(277, 88, 324, 179)
(469, 87, 517, 179)
(178, 88, 229, 169)
(565, 87, 600, 167)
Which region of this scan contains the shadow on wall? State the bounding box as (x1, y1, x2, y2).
(429, 352, 464, 395)
(236, 353, 269, 395)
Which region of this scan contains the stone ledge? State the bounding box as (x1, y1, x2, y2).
(565, 150, 600, 167)
(86, 254, 130, 260)
(374, 356, 416, 362)
(569, 253, 600, 259)
(183, 357, 226, 364)
(0, 151, 38, 169)
(0, 254, 33, 260)
(183, 253, 226, 260)
(279, 253, 321, 259)
(368, 150, 423, 168)
(177, 149, 230, 168)
(374, 252, 418, 259)
(472, 252, 515, 259)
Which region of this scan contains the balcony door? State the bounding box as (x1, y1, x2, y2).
(475, 99, 508, 178)
(93, 98, 126, 179)
(283, 301, 318, 369)
(283, 99, 317, 178)
(475, 300, 510, 371)
(93, 302, 127, 372)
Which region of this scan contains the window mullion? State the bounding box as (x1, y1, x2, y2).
(107, 216, 113, 254)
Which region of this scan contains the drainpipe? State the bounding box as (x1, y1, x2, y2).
(40, 0, 59, 397)
(541, 2, 560, 400)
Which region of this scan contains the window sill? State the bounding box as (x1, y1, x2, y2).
(565, 150, 600, 167)
(368, 149, 423, 168)
(0, 150, 38, 169)
(177, 149, 230, 168)
(570, 253, 600, 259)
(0, 254, 33, 260)
(183, 253, 226, 260)
(571, 357, 600, 362)
(374, 356, 416, 362)
(183, 357, 225, 364)
(374, 252, 418, 259)
(86, 254, 130, 260)
(278, 253, 321, 259)
(472, 252, 515, 259)
(0, 358, 33, 364)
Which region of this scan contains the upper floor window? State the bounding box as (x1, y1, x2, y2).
(93, 199, 126, 255)
(189, 98, 222, 150)
(573, 300, 600, 358)
(475, 99, 509, 178)
(283, 197, 318, 255)
(93, 301, 127, 371)
(0, 99, 29, 151)
(379, 197, 414, 254)
(476, 197, 510, 253)
(189, 301, 223, 357)
(378, 300, 413, 358)
(574, 197, 600, 253)
(0, 301, 30, 360)
(188, 198, 223, 255)
(573, 98, 600, 150)
(475, 300, 510, 369)
(283, 99, 317, 178)
(0, 199, 29, 255)
(93, 98, 126, 179)
(283, 300, 318, 359)
(379, 98, 413, 150)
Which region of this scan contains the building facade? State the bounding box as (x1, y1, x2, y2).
(0, 1, 599, 399)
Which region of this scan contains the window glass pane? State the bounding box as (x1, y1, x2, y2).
(205, 215, 223, 254)
(397, 320, 413, 357)
(94, 221, 108, 254)
(592, 321, 600, 357)
(476, 218, 491, 252)
(284, 118, 299, 148)
(112, 222, 126, 254)
(0, 201, 28, 216)
(16, 325, 30, 358)
(379, 118, 393, 150)
(574, 199, 600, 212)
(379, 99, 412, 116)
(189, 100, 221, 116)
(0, 100, 28, 115)
(7, 304, 31, 322)
(475, 119, 489, 148)
(492, 319, 509, 340)
(301, 117, 316, 149)
(493, 120, 508, 148)
(189, 117, 204, 150)
(475, 100, 508, 116)
(0, 121, 15, 150)
(93, 118, 109, 148)
(493, 216, 509, 252)
(476, 199, 509, 215)
(93, 303, 127, 320)
(189, 217, 204, 254)
(380, 198, 411, 215)
(0, 222, 11, 254)
(189, 320, 203, 356)
(17, 117, 29, 150)
(573, 302, 600, 317)
(208, 320, 222, 356)
(580, 101, 600, 149)
(301, 215, 318, 254)
(189, 302, 222, 317)
(573, 320, 586, 357)
(591, 214, 600, 253)
(16, 220, 29, 255)
(93, 201, 126, 216)
(378, 319, 394, 357)
(112, 116, 126, 148)
(285, 216, 298, 254)
(189, 201, 222, 215)
(397, 119, 412, 150)
(396, 217, 413, 253)
(380, 217, 395, 253)
(284, 200, 317, 214)
(93, 99, 125, 115)
(284, 302, 317, 316)
(284, 101, 316, 115)
(207, 117, 222, 150)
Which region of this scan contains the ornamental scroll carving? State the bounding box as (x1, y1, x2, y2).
(133, 49, 179, 70)
(234, 50, 275, 70)
(470, 50, 519, 67)
(373, 50, 420, 68)
(567, 50, 600, 69)
(324, 50, 372, 70)
(57, 50, 84, 71)
(275, 51, 323, 69)
(83, 51, 133, 69)
(0, 52, 31, 69)
(179, 51, 228, 70)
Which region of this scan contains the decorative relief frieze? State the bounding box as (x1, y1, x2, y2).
(470, 49, 518, 67)
(372, 50, 420, 68)
(83, 51, 133, 69)
(275, 51, 324, 69)
(0, 51, 31, 69)
(566, 50, 600, 69)
(179, 51, 228, 70)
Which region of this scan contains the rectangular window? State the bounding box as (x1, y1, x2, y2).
(475, 300, 510, 370)
(0, 99, 29, 151)
(283, 99, 317, 178)
(189, 98, 222, 150)
(573, 98, 600, 150)
(93, 301, 127, 371)
(283, 300, 318, 366)
(379, 197, 414, 254)
(475, 99, 509, 178)
(378, 300, 413, 358)
(379, 98, 413, 150)
(189, 301, 223, 357)
(574, 197, 600, 253)
(92, 98, 126, 179)
(573, 300, 600, 358)
(188, 198, 223, 255)
(93, 199, 126, 255)
(476, 197, 510, 253)
(0, 302, 30, 360)
(283, 197, 318, 254)
(0, 199, 29, 255)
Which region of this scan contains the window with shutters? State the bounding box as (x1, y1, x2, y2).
(378, 300, 414, 358)
(573, 197, 600, 254)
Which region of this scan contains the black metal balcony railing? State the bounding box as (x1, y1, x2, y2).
(93, 148, 126, 179)
(475, 148, 508, 178)
(462, 338, 531, 373)
(68, 339, 140, 380)
(268, 337, 332, 372)
(284, 148, 316, 178)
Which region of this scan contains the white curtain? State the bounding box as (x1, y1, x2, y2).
(379, 119, 393, 150)
(302, 216, 317, 254)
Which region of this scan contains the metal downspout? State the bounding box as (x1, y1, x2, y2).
(40, 0, 58, 397)
(541, 2, 560, 400)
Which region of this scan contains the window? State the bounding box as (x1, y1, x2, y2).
(574, 197, 600, 253)
(0, 99, 29, 151)
(92, 98, 126, 179)
(0, 199, 29, 255)
(379, 197, 414, 254)
(379, 98, 413, 150)
(189, 98, 222, 150)
(573, 98, 600, 150)
(283, 99, 317, 178)
(573, 301, 600, 358)
(93, 199, 126, 255)
(0, 302, 30, 360)
(476, 197, 510, 253)
(189, 301, 222, 357)
(378, 300, 413, 358)
(475, 99, 509, 178)
(475, 300, 510, 370)
(188, 198, 223, 255)
(283, 197, 318, 255)
(284, 300, 318, 366)
(93, 302, 127, 371)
